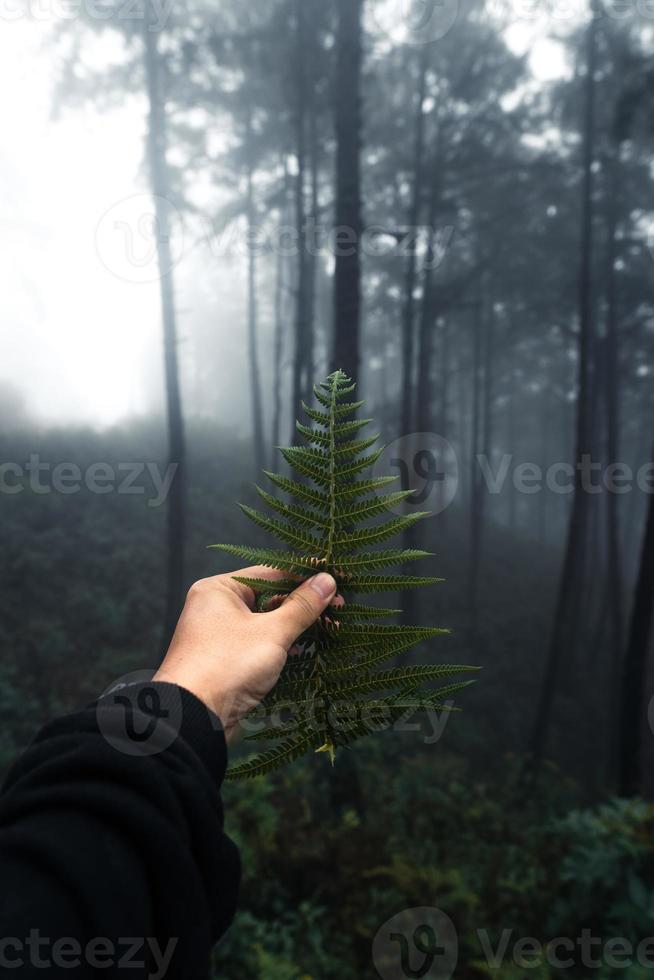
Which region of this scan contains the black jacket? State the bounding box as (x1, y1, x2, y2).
(0, 681, 241, 978)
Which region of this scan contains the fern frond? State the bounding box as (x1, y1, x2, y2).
(213, 369, 476, 779)
(244, 718, 305, 742)
(345, 575, 446, 593)
(330, 668, 478, 700)
(340, 645, 460, 676)
(333, 447, 385, 480)
(330, 698, 460, 746)
(280, 445, 329, 469)
(321, 628, 452, 668)
(326, 603, 401, 620)
(239, 504, 322, 553)
(312, 385, 363, 418)
(334, 490, 414, 523)
(327, 623, 448, 642)
(231, 576, 302, 595)
(262, 470, 327, 509)
(331, 550, 433, 573)
(225, 731, 319, 781)
(333, 434, 380, 457)
(255, 486, 328, 531)
(279, 447, 331, 485)
(332, 513, 429, 552)
(332, 476, 398, 500)
(209, 544, 325, 574)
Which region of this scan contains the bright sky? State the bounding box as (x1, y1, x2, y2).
(0, 11, 569, 428)
(0, 18, 161, 426)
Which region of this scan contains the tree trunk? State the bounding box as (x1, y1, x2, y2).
(305, 102, 319, 391)
(292, 0, 310, 440)
(402, 128, 441, 629)
(414, 122, 442, 435)
(539, 385, 550, 546)
(400, 47, 429, 438)
(506, 321, 517, 533)
(618, 457, 654, 797)
(331, 0, 363, 384)
(470, 283, 493, 630)
(271, 163, 290, 464)
(469, 291, 483, 630)
(604, 139, 624, 686)
(246, 113, 265, 467)
(329, 4, 364, 808)
(457, 338, 470, 514)
(143, 11, 186, 658)
(528, 9, 598, 767)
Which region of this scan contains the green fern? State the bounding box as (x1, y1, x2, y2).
(211, 370, 478, 780)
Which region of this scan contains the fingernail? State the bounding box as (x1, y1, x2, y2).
(310, 573, 336, 600)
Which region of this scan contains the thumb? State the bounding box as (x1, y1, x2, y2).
(268, 573, 337, 649)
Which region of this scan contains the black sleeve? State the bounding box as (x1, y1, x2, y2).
(0, 681, 241, 978)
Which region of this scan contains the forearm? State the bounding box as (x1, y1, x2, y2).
(0, 682, 240, 978)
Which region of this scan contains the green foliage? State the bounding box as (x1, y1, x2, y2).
(214, 747, 654, 979)
(211, 371, 477, 780)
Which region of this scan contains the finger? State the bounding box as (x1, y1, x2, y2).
(266, 573, 337, 649)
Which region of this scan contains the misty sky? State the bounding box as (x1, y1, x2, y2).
(0, 11, 566, 428)
(0, 18, 161, 426)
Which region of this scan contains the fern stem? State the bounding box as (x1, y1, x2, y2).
(318, 373, 343, 750)
(324, 373, 338, 567)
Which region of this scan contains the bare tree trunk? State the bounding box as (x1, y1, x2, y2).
(414, 122, 442, 434)
(457, 338, 470, 514)
(246, 113, 265, 467)
(292, 0, 310, 439)
(272, 163, 291, 464)
(469, 289, 484, 630)
(329, 1, 364, 807)
(400, 47, 428, 437)
(272, 237, 284, 463)
(402, 130, 442, 629)
(605, 139, 624, 687)
(305, 104, 319, 390)
(528, 9, 598, 767)
(506, 322, 517, 533)
(618, 456, 654, 797)
(470, 284, 493, 630)
(331, 0, 363, 383)
(539, 385, 550, 546)
(438, 322, 449, 442)
(143, 12, 186, 657)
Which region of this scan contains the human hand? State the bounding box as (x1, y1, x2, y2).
(153, 566, 337, 741)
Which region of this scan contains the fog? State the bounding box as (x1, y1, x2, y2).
(1, 16, 258, 429)
(1, 7, 568, 429)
